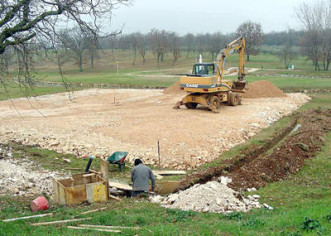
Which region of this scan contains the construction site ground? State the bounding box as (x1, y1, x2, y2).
(0, 81, 310, 170)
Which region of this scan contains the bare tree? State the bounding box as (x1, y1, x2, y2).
(236, 21, 264, 61)
(148, 29, 169, 65)
(59, 27, 92, 72)
(168, 32, 180, 65)
(0, 0, 130, 85)
(278, 44, 297, 69)
(296, 0, 331, 70)
(184, 33, 195, 58)
(129, 33, 139, 65)
(206, 33, 228, 59)
(137, 34, 146, 64)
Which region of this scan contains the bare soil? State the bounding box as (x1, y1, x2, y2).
(0, 83, 309, 169)
(177, 109, 331, 191)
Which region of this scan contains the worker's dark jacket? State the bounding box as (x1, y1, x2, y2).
(131, 164, 155, 192)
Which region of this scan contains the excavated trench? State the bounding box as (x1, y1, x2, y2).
(176, 109, 331, 192)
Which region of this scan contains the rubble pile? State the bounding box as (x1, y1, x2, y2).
(0, 156, 66, 196)
(151, 179, 268, 214)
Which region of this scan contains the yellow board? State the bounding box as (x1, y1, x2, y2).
(86, 182, 108, 203)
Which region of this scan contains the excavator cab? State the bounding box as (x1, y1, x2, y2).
(191, 63, 215, 76)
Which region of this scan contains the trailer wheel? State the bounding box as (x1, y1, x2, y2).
(185, 102, 198, 109)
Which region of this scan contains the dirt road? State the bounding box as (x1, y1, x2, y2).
(0, 88, 310, 169)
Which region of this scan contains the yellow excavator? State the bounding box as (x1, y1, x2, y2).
(174, 36, 247, 112)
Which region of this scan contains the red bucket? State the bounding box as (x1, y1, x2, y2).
(30, 196, 49, 212)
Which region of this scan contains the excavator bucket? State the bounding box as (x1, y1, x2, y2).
(232, 80, 247, 91)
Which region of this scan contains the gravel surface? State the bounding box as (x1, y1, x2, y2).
(0, 88, 310, 169)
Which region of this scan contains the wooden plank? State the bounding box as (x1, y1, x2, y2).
(65, 168, 81, 171)
(153, 170, 186, 176)
(100, 159, 109, 200)
(3, 213, 53, 222)
(58, 181, 67, 205)
(86, 182, 107, 203)
(53, 178, 60, 204)
(65, 185, 87, 205)
(109, 182, 132, 191)
(79, 224, 140, 229)
(67, 226, 121, 233)
(31, 217, 92, 226)
(80, 207, 107, 215)
(83, 173, 96, 178)
(110, 194, 122, 202)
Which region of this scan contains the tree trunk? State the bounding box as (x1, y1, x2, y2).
(132, 48, 137, 65)
(90, 54, 94, 68)
(79, 55, 83, 72)
(246, 53, 250, 61)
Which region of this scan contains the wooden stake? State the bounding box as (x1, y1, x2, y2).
(80, 207, 107, 215)
(31, 217, 91, 226)
(3, 213, 53, 222)
(110, 194, 122, 201)
(65, 168, 81, 171)
(79, 224, 140, 229)
(67, 226, 121, 233)
(158, 140, 160, 166)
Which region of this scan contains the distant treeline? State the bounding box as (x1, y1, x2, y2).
(99, 30, 305, 51)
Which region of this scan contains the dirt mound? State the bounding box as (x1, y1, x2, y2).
(244, 80, 287, 98)
(163, 81, 185, 94)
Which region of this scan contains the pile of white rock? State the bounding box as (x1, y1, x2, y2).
(150, 177, 273, 214)
(0, 157, 67, 196)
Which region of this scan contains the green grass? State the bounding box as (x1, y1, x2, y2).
(0, 81, 80, 101)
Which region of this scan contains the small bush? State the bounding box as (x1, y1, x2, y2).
(301, 217, 325, 234)
(280, 230, 302, 236)
(165, 209, 197, 223)
(225, 212, 243, 221)
(242, 218, 265, 228)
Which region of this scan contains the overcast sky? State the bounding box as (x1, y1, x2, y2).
(109, 0, 313, 35)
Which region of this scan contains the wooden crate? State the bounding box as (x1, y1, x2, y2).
(53, 173, 109, 205)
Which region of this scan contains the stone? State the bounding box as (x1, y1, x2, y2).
(263, 203, 274, 210)
(63, 158, 71, 163)
(218, 176, 232, 185)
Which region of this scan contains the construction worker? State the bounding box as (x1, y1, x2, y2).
(131, 159, 155, 197)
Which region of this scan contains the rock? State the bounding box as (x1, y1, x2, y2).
(62, 158, 71, 163)
(263, 203, 274, 210)
(149, 195, 164, 204)
(252, 194, 260, 199)
(218, 176, 232, 185)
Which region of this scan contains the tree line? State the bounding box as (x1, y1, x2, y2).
(0, 0, 330, 75)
